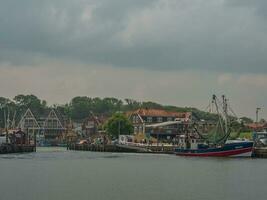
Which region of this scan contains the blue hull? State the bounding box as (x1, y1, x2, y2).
(175, 141, 254, 157)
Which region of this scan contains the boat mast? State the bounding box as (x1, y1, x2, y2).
(213, 95, 223, 142)
(222, 95, 228, 135)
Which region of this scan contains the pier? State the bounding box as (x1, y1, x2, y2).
(253, 147, 267, 158)
(0, 144, 36, 154)
(68, 143, 267, 158)
(68, 143, 175, 154)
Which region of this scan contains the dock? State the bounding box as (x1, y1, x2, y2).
(0, 144, 36, 154)
(68, 143, 175, 154)
(253, 147, 267, 158)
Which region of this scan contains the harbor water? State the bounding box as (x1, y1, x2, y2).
(1, 147, 267, 200)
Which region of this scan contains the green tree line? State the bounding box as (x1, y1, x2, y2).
(0, 94, 254, 128)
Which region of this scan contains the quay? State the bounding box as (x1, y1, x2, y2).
(0, 128, 37, 154)
(253, 147, 267, 158)
(68, 143, 267, 158)
(68, 143, 175, 154)
(0, 144, 36, 154)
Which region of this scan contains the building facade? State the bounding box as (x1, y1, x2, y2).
(128, 108, 191, 141)
(82, 113, 107, 138)
(18, 109, 66, 145)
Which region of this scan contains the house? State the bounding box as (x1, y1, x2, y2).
(128, 108, 191, 141)
(82, 113, 107, 138)
(246, 123, 267, 132)
(18, 108, 66, 145)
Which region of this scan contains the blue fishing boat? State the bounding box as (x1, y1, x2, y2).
(175, 140, 253, 157)
(175, 95, 254, 157)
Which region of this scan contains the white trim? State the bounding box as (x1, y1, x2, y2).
(44, 109, 64, 129)
(18, 108, 40, 129)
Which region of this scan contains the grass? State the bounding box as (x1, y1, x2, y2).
(230, 132, 252, 140)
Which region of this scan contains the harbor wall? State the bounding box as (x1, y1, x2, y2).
(69, 144, 267, 158)
(68, 144, 175, 154)
(0, 144, 36, 154)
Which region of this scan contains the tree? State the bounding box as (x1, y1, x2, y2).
(142, 101, 163, 109)
(240, 117, 253, 124)
(69, 96, 92, 120)
(13, 94, 46, 115)
(124, 99, 141, 111)
(259, 118, 266, 124)
(0, 97, 11, 128)
(104, 113, 133, 138)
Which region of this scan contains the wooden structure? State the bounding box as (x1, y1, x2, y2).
(68, 143, 175, 154)
(82, 113, 107, 138)
(0, 144, 35, 154)
(128, 108, 192, 141)
(42, 109, 65, 144)
(17, 108, 40, 139)
(18, 109, 66, 145)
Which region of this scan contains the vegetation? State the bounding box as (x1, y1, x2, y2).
(230, 132, 252, 140)
(104, 113, 134, 138)
(0, 94, 258, 129)
(239, 117, 253, 124)
(0, 95, 47, 128)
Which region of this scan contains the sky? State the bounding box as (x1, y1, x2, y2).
(0, 0, 267, 119)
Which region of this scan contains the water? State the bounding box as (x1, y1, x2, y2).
(1, 147, 267, 200)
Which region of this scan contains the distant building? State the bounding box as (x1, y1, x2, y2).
(82, 113, 107, 138)
(246, 123, 267, 132)
(17, 109, 40, 135)
(128, 108, 191, 140)
(18, 108, 66, 145)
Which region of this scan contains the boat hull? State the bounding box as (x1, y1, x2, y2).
(175, 141, 253, 157)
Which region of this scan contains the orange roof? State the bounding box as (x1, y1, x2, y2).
(130, 108, 191, 118)
(246, 123, 267, 129)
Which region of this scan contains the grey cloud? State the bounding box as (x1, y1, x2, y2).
(0, 0, 267, 73)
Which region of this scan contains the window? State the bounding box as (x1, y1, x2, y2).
(167, 130, 172, 134)
(134, 126, 138, 134)
(147, 117, 152, 123)
(132, 116, 135, 123)
(139, 126, 143, 133)
(167, 117, 173, 121)
(157, 117, 163, 122)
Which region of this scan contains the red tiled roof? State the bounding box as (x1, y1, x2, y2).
(130, 108, 191, 118)
(246, 123, 267, 129)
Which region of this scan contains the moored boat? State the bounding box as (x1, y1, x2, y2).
(175, 95, 254, 157)
(175, 140, 253, 157)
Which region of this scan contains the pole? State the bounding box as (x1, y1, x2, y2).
(118, 120, 121, 136)
(157, 132, 159, 147)
(27, 128, 29, 145)
(4, 111, 8, 144)
(34, 131, 37, 152)
(5, 127, 8, 144)
(256, 108, 261, 124)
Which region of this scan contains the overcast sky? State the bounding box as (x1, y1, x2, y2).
(0, 0, 267, 119)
